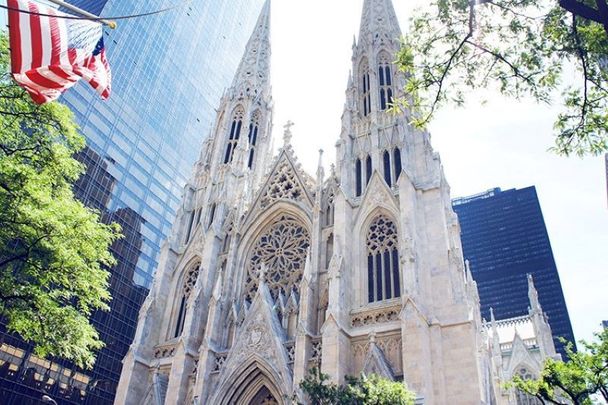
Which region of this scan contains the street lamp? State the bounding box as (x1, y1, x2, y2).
(41, 395, 58, 405)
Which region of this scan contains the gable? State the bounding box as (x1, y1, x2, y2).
(248, 150, 315, 219)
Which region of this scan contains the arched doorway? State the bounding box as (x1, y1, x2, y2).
(250, 386, 279, 405)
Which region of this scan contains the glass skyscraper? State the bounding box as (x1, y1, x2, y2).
(0, 1, 264, 403)
(452, 187, 575, 359)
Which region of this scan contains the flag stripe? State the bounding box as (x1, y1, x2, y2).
(28, 2, 43, 70)
(48, 9, 61, 66)
(7, 0, 112, 104)
(7, 0, 23, 73)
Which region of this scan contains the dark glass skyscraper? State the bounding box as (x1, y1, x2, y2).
(0, 1, 264, 404)
(452, 187, 575, 359)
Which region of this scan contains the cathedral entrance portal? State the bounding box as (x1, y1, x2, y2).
(250, 386, 279, 405)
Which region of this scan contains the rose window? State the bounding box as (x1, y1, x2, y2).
(244, 214, 310, 301)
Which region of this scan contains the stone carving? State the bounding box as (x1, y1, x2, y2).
(351, 305, 400, 327)
(244, 214, 310, 301)
(260, 159, 306, 208)
(284, 341, 295, 365)
(212, 353, 228, 373)
(154, 343, 177, 359)
(310, 339, 322, 366)
(352, 334, 402, 376)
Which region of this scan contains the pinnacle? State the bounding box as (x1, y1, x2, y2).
(358, 0, 402, 44)
(230, 0, 272, 92)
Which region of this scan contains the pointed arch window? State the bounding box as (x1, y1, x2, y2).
(383, 150, 392, 187)
(207, 203, 217, 229)
(174, 263, 201, 338)
(366, 216, 400, 303)
(360, 59, 371, 117)
(356, 158, 363, 197)
(248, 111, 260, 169)
(224, 108, 244, 164)
(393, 147, 402, 182)
(365, 155, 372, 185)
(378, 52, 394, 111)
(184, 210, 196, 244)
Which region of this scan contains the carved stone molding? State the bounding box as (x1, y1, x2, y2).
(350, 304, 400, 328)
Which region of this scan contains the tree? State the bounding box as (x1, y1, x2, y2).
(0, 32, 120, 369)
(510, 329, 608, 404)
(396, 0, 608, 156)
(297, 367, 416, 405)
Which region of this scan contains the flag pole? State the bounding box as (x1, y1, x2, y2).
(43, 0, 117, 29)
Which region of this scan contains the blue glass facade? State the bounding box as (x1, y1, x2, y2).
(0, 1, 264, 404)
(452, 187, 575, 359)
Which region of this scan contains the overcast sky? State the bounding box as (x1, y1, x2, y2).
(270, 0, 607, 344)
(1, 1, 606, 344)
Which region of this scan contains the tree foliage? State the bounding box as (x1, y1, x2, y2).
(396, 0, 608, 156)
(298, 367, 416, 405)
(510, 329, 608, 404)
(0, 32, 119, 369)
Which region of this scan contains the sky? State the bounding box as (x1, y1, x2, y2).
(0, 1, 605, 344)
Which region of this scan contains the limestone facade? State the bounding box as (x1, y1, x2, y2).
(114, 1, 558, 404)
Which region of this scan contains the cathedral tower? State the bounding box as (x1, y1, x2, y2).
(115, 1, 522, 404)
(114, 2, 274, 403)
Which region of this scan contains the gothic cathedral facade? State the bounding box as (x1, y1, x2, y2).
(115, 1, 559, 404)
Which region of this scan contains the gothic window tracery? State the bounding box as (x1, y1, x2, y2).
(224, 108, 244, 164)
(260, 161, 305, 208)
(378, 52, 393, 110)
(174, 263, 200, 338)
(360, 59, 371, 116)
(366, 216, 400, 303)
(248, 111, 261, 169)
(244, 214, 310, 302)
(515, 368, 543, 405)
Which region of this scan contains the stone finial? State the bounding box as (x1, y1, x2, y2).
(316, 149, 325, 183)
(283, 120, 294, 146)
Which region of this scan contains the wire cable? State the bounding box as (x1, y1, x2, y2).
(0, 0, 191, 23)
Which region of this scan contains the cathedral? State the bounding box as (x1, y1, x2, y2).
(115, 1, 560, 404)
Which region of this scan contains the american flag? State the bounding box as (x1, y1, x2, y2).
(7, 0, 111, 104)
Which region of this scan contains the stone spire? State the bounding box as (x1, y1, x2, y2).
(528, 274, 542, 313)
(231, 0, 271, 94)
(358, 0, 402, 45)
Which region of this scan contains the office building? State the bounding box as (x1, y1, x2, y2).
(453, 187, 575, 358)
(0, 1, 265, 404)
